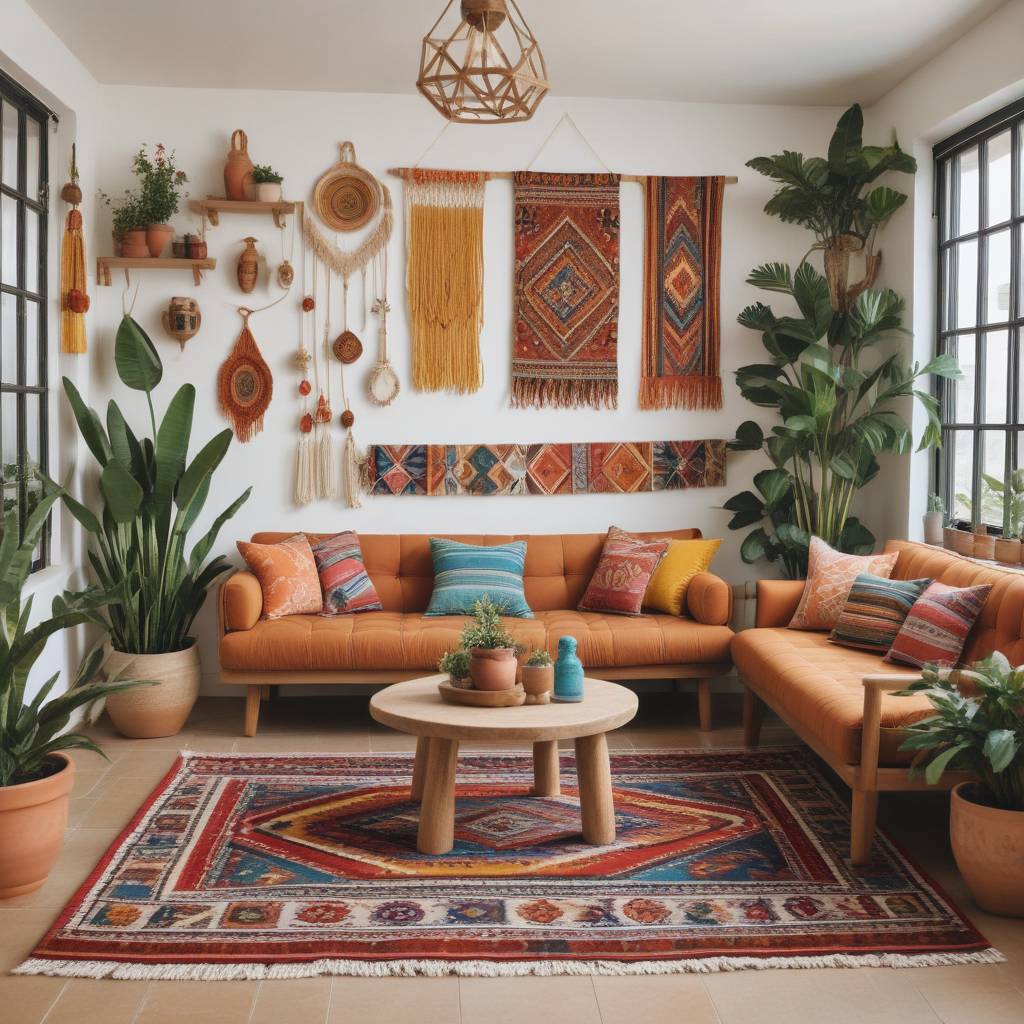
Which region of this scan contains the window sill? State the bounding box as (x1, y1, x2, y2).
(21, 563, 73, 598)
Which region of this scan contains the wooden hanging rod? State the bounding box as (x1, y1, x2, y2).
(388, 168, 738, 184)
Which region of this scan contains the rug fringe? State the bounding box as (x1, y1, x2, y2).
(14, 949, 1006, 981)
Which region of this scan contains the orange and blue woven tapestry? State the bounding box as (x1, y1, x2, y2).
(640, 176, 724, 410)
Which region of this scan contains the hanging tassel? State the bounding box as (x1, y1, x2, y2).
(294, 423, 315, 506)
(340, 410, 361, 509)
(60, 208, 88, 354)
(316, 429, 338, 499)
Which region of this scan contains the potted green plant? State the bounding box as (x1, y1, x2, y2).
(0, 485, 150, 897)
(99, 188, 148, 258)
(724, 104, 961, 578)
(924, 494, 944, 546)
(898, 653, 1024, 916)
(988, 470, 1024, 565)
(460, 595, 519, 691)
(58, 315, 250, 738)
(439, 649, 471, 689)
(133, 144, 188, 257)
(522, 649, 554, 704)
(252, 164, 284, 203)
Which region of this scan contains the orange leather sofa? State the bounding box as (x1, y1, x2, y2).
(219, 530, 734, 736)
(732, 540, 1020, 863)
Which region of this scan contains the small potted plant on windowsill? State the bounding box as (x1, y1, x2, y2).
(252, 164, 284, 203)
(898, 653, 1024, 917)
(989, 469, 1024, 565)
(924, 494, 944, 546)
(460, 595, 520, 691)
(522, 649, 554, 704)
(439, 649, 472, 690)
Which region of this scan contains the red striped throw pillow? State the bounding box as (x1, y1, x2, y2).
(312, 532, 383, 616)
(883, 580, 991, 668)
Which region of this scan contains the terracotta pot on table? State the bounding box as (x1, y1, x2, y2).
(468, 648, 518, 691)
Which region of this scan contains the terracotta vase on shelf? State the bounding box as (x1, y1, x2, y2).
(120, 229, 149, 258)
(146, 224, 173, 258)
(224, 128, 254, 201)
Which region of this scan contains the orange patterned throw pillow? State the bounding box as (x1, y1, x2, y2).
(788, 537, 899, 631)
(236, 534, 322, 620)
(578, 526, 669, 616)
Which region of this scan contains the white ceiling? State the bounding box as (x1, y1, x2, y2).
(27, 0, 1008, 106)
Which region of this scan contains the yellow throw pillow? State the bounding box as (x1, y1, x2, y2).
(643, 538, 722, 615)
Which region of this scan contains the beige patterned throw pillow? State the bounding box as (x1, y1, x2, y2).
(788, 537, 899, 631)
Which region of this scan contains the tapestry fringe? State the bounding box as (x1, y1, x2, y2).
(639, 375, 723, 411)
(15, 948, 1006, 981)
(511, 377, 618, 411)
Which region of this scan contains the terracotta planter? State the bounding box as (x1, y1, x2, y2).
(104, 643, 201, 738)
(942, 526, 959, 551)
(146, 223, 174, 258)
(256, 182, 282, 202)
(951, 530, 975, 556)
(0, 753, 74, 899)
(923, 511, 943, 546)
(973, 534, 996, 561)
(994, 537, 1022, 565)
(521, 664, 554, 704)
(950, 782, 1024, 917)
(120, 229, 149, 258)
(111, 230, 123, 257)
(468, 647, 518, 691)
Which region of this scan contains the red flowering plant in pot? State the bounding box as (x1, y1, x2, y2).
(460, 596, 521, 691)
(133, 144, 189, 257)
(897, 653, 1024, 916)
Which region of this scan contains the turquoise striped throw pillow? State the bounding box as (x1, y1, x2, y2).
(425, 538, 533, 618)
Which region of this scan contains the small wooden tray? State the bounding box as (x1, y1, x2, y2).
(438, 680, 526, 707)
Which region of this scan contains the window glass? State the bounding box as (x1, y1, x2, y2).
(955, 147, 980, 236)
(982, 330, 1009, 423)
(987, 130, 1013, 226)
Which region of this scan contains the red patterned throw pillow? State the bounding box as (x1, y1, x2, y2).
(312, 532, 383, 615)
(884, 580, 992, 668)
(578, 527, 669, 616)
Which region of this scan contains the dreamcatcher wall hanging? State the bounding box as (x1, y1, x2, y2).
(218, 307, 273, 442)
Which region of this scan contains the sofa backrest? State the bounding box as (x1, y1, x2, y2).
(885, 540, 1024, 663)
(249, 530, 702, 613)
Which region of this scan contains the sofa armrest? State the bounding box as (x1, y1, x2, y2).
(755, 579, 806, 627)
(220, 571, 263, 632)
(686, 572, 732, 626)
(859, 673, 924, 787)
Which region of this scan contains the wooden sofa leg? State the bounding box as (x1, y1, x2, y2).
(743, 688, 764, 747)
(850, 788, 879, 865)
(244, 685, 261, 737)
(697, 679, 712, 732)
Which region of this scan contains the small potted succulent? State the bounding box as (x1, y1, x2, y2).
(252, 164, 284, 202)
(990, 470, 1024, 565)
(522, 649, 554, 704)
(924, 494, 944, 546)
(460, 595, 519, 691)
(439, 649, 471, 690)
(133, 143, 189, 257)
(898, 653, 1024, 916)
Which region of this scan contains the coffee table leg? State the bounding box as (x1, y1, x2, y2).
(575, 733, 615, 845)
(532, 740, 560, 796)
(417, 738, 459, 855)
(411, 737, 429, 802)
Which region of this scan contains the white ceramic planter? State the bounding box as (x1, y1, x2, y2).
(256, 182, 282, 202)
(922, 510, 943, 546)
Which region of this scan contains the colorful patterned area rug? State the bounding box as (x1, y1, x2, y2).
(362, 440, 726, 497)
(17, 749, 999, 980)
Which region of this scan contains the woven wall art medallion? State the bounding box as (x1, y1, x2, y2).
(217, 315, 273, 443)
(332, 331, 363, 364)
(314, 142, 380, 232)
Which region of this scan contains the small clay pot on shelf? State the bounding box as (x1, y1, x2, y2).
(146, 223, 174, 258)
(120, 229, 149, 258)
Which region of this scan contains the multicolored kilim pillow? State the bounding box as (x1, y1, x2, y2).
(884, 580, 992, 668)
(425, 538, 533, 618)
(311, 532, 382, 616)
(828, 573, 933, 653)
(788, 537, 899, 631)
(236, 534, 322, 620)
(578, 526, 669, 616)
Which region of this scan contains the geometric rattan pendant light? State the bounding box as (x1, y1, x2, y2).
(417, 0, 549, 124)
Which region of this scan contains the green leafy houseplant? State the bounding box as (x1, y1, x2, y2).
(59, 315, 250, 656)
(99, 188, 147, 234)
(438, 649, 470, 682)
(724, 104, 961, 578)
(0, 484, 150, 788)
(460, 595, 518, 651)
(252, 164, 283, 184)
(133, 143, 188, 225)
(525, 649, 552, 667)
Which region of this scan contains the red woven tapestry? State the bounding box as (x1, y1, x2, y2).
(640, 176, 724, 410)
(512, 172, 620, 409)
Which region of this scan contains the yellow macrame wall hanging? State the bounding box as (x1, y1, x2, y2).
(59, 145, 89, 354)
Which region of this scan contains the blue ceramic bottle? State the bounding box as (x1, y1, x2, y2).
(553, 636, 584, 702)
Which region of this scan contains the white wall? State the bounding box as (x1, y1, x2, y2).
(1, 0, 99, 700)
(90, 86, 843, 689)
(865, 0, 1024, 544)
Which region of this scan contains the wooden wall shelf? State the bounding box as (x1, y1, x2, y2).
(96, 257, 217, 287)
(190, 198, 296, 229)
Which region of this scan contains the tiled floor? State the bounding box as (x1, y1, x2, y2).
(3, 691, 1024, 1024)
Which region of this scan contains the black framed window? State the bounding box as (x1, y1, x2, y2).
(936, 98, 1024, 532)
(0, 71, 50, 571)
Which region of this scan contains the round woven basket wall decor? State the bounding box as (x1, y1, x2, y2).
(314, 142, 381, 232)
(333, 330, 363, 364)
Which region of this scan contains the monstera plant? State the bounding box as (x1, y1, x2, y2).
(724, 104, 961, 577)
(58, 315, 250, 737)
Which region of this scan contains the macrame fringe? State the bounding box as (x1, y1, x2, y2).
(343, 430, 361, 509)
(15, 948, 1005, 982)
(639, 374, 723, 411)
(304, 189, 393, 281)
(60, 209, 87, 354)
(294, 434, 314, 505)
(511, 377, 618, 410)
(217, 324, 273, 443)
(315, 430, 338, 499)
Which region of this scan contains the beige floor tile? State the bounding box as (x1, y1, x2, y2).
(0, 975, 66, 1024)
(43, 979, 150, 1024)
(79, 774, 166, 828)
(69, 769, 109, 799)
(328, 976, 460, 1024)
(231, 733, 367, 753)
(0, 908, 62, 972)
(250, 977, 331, 1024)
(912, 964, 1024, 1023)
(593, 973, 721, 1023)
(460, 975, 601, 1024)
(66, 796, 98, 827)
(105, 748, 182, 779)
(134, 979, 258, 1024)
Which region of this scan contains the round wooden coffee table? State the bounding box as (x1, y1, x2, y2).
(369, 675, 638, 855)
